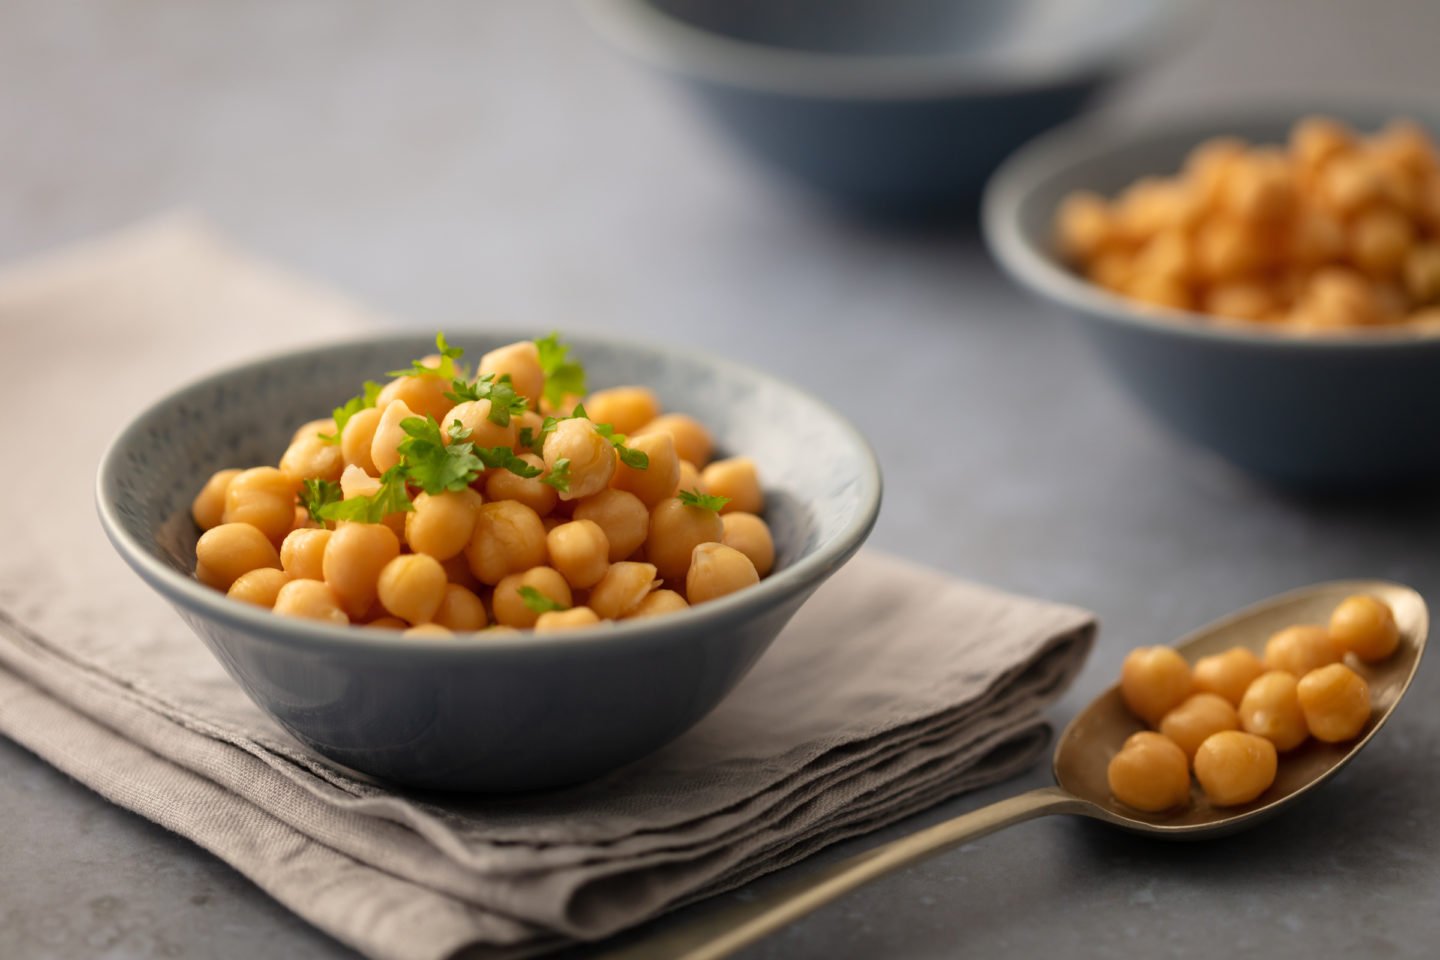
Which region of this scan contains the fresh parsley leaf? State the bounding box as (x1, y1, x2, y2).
(319, 380, 383, 444)
(445, 373, 528, 426)
(615, 444, 650, 470)
(388, 332, 464, 380)
(517, 426, 537, 453)
(314, 467, 414, 523)
(541, 457, 571, 493)
(300, 478, 343, 521)
(473, 445, 542, 478)
(398, 415, 484, 494)
(678, 489, 729, 512)
(447, 418, 471, 442)
(535, 333, 586, 409)
(518, 585, 569, 614)
(445, 379, 482, 403)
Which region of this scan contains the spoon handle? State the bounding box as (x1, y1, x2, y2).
(597, 786, 1085, 960)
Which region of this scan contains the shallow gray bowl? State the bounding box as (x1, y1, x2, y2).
(983, 107, 1440, 490)
(96, 333, 881, 792)
(582, 0, 1189, 219)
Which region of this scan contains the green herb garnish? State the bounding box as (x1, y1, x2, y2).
(518, 585, 569, 614)
(678, 489, 729, 512)
(537, 403, 649, 470)
(473, 445, 542, 478)
(318, 380, 383, 444)
(396, 416, 484, 494)
(313, 466, 414, 523)
(446, 373, 527, 426)
(541, 457, 571, 493)
(388, 332, 464, 380)
(535, 333, 586, 410)
(300, 478, 344, 521)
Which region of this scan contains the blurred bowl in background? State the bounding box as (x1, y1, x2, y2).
(582, 0, 1192, 219)
(983, 106, 1440, 490)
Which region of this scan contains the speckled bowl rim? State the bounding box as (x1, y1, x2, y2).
(96, 331, 883, 658)
(579, 0, 1194, 101)
(982, 103, 1440, 350)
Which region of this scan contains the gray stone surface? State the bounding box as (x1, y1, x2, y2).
(3, 0, 1440, 957)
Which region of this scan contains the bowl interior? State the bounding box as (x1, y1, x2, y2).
(101, 332, 879, 630)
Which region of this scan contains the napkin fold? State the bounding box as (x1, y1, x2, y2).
(0, 218, 1096, 960)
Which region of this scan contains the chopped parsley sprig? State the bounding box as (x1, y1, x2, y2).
(310, 467, 414, 524)
(678, 489, 730, 512)
(535, 333, 586, 410)
(388, 332, 465, 380)
(518, 585, 569, 614)
(445, 373, 528, 426)
(318, 380, 383, 444)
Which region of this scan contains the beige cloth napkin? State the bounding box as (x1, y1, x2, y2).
(0, 217, 1096, 960)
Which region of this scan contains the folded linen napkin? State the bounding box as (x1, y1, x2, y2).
(0, 218, 1096, 960)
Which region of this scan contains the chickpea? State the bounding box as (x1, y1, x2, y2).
(1106, 731, 1190, 812)
(1374, 119, 1437, 178)
(686, 542, 760, 605)
(647, 497, 724, 586)
(1185, 137, 1246, 205)
(291, 504, 321, 532)
(377, 553, 448, 625)
(542, 418, 616, 501)
(222, 466, 300, 545)
(573, 489, 649, 561)
(584, 386, 660, 435)
(1159, 693, 1240, 761)
(1192, 646, 1266, 707)
(1193, 731, 1277, 807)
(376, 373, 454, 424)
(339, 464, 407, 539)
(366, 616, 409, 630)
(1238, 671, 1309, 751)
(1290, 116, 1354, 174)
(1203, 282, 1278, 323)
(720, 512, 775, 577)
(612, 432, 680, 508)
(404, 623, 454, 639)
(588, 562, 660, 619)
(272, 579, 349, 625)
(493, 566, 575, 628)
(191, 468, 242, 531)
(1087, 251, 1133, 293)
(280, 527, 333, 582)
(1289, 209, 1347, 267)
(1196, 218, 1268, 282)
(1404, 243, 1440, 303)
(478, 341, 544, 411)
(677, 460, 706, 496)
(485, 453, 558, 517)
(1319, 155, 1387, 216)
(1349, 207, 1414, 278)
(1264, 625, 1341, 676)
(635, 414, 713, 468)
(1119, 646, 1193, 727)
(1298, 267, 1390, 328)
(447, 399, 520, 450)
(627, 589, 690, 619)
(279, 431, 345, 484)
(535, 606, 601, 632)
(1126, 274, 1191, 311)
(699, 457, 763, 515)
(1221, 152, 1295, 223)
(340, 406, 383, 475)
(433, 583, 488, 631)
(322, 522, 401, 620)
(1329, 594, 1400, 662)
(405, 489, 482, 560)
(546, 519, 610, 589)
(195, 522, 282, 591)
(226, 568, 290, 608)
(464, 500, 547, 585)
(370, 399, 417, 475)
(1055, 191, 1114, 263)
(1296, 663, 1372, 742)
(441, 553, 481, 590)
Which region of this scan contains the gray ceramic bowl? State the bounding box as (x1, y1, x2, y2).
(983, 107, 1440, 490)
(96, 333, 881, 792)
(581, 0, 1190, 218)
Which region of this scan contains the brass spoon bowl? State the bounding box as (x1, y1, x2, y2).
(603, 579, 1428, 960)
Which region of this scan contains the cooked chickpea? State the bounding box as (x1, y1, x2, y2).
(1264, 624, 1341, 676)
(1055, 191, 1114, 262)
(647, 497, 724, 586)
(573, 489, 649, 561)
(1106, 732, 1191, 813)
(376, 373, 454, 424)
(404, 623, 454, 639)
(366, 616, 409, 630)
(377, 553, 448, 625)
(493, 566, 575, 628)
(280, 527, 332, 581)
(322, 522, 401, 620)
(433, 583, 488, 631)
(196, 522, 282, 591)
(337, 464, 405, 538)
(191, 468, 242, 531)
(1159, 693, 1240, 760)
(1296, 663, 1372, 742)
(279, 431, 345, 484)
(441, 553, 481, 589)
(588, 562, 660, 619)
(635, 414, 713, 467)
(291, 504, 321, 532)
(721, 512, 775, 577)
(447, 399, 519, 449)
(700, 457, 763, 515)
(485, 453, 558, 516)
(677, 460, 705, 496)
(1238, 671, 1309, 751)
(534, 606, 601, 632)
(464, 500, 547, 585)
(628, 589, 690, 619)
(1193, 731, 1277, 807)
(612, 432, 680, 508)
(272, 579, 349, 625)
(1191, 646, 1266, 707)
(546, 519, 610, 589)
(478, 341, 544, 411)
(585, 386, 660, 435)
(1349, 207, 1414, 279)
(340, 406, 383, 474)
(405, 489, 482, 560)
(542, 417, 616, 501)
(226, 568, 290, 608)
(1329, 594, 1400, 662)
(221, 466, 300, 545)
(686, 543, 759, 605)
(1119, 646, 1193, 727)
(1203, 281, 1278, 323)
(370, 399, 417, 475)
(1290, 116, 1354, 173)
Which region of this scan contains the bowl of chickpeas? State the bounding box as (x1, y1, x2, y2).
(983, 108, 1440, 488)
(96, 332, 881, 791)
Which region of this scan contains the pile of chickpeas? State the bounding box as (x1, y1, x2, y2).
(189, 337, 776, 634)
(1056, 117, 1440, 331)
(1107, 594, 1400, 812)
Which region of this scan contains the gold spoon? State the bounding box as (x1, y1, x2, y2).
(601, 579, 1428, 960)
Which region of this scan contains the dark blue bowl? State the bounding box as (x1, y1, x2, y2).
(583, 0, 1190, 218)
(983, 107, 1440, 490)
